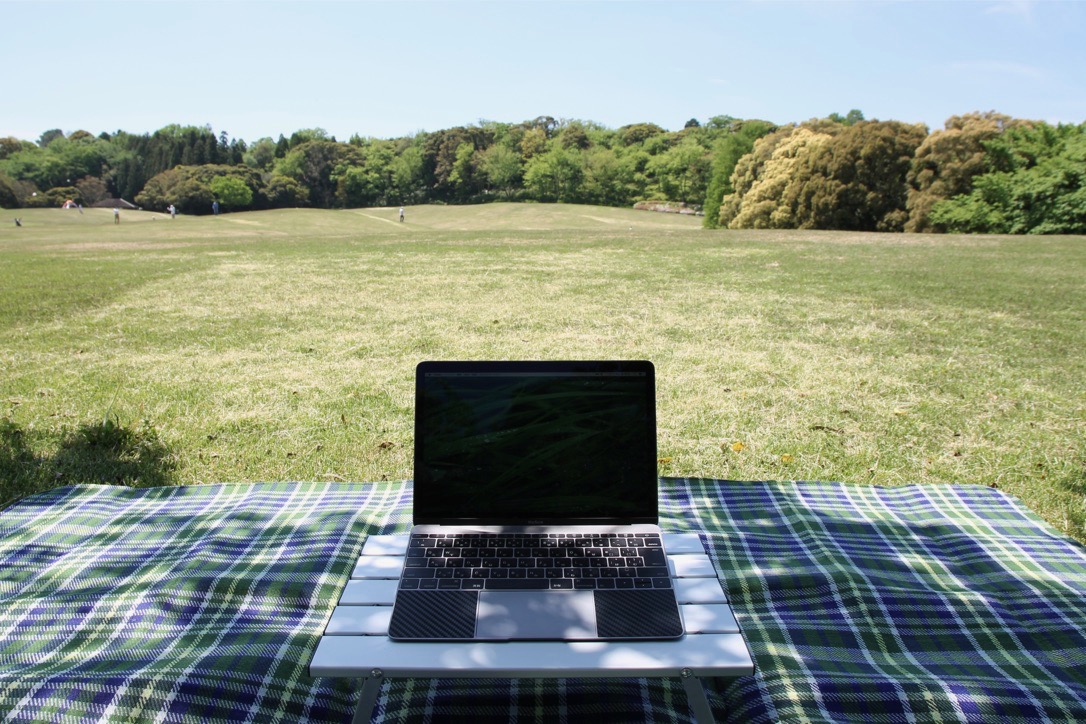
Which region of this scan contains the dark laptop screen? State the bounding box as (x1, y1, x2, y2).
(413, 361, 658, 525)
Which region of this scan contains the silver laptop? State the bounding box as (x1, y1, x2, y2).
(387, 360, 684, 642)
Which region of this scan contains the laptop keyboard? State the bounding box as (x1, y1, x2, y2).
(399, 532, 672, 591)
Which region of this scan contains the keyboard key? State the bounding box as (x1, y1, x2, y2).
(640, 548, 666, 566)
(486, 578, 547, 590)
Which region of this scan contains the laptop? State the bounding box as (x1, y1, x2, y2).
(387, 360, 685, 642)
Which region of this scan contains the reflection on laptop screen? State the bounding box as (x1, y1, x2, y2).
(413, 362, 657, 525)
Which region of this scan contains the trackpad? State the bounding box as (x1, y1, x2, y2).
(477, 591, 597, 640)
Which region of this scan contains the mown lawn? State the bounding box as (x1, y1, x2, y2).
(2, 203, 1083, 542)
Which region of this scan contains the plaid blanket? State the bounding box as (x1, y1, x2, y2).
(672, 480, 1086, 724)
(0, 482, 408, 722)
(1, 480, 1083, 723)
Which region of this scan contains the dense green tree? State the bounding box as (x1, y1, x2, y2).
(335, 137, 399, 207)
(478, 143, 523, 196)
(288, 128, 330, 148)
(827, 109, 866, 126)
(0, 137, 31, 160)
(75, 175, 110, 205)
(906, 112, 1017, 232)
(210, 175, 254, 210)
(264, 174, 309, 207)
(618, 123, 666, 147)
(519, 128, 548, 160)
(102, 125, 226, 201)
(558, 121, 591, 150)
(0, 172, 18, 208)
(702, 120, 775, 228)
(275, 141, 362, 208)
(524, 146, 584, 202)
(38, 129, 65, 148)
(135, 164, 263, 213)
(447, 142, 477, 201)
(581, 147, 637, 206)
(648, 137, 711, 205)
(930, 122, 1086, 234)
(423, 126, 493, 201)
(0, 133, 113, 193)
(243, 138, 278, 170)
(390, 143, 426, 204)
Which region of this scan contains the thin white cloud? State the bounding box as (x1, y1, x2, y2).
(984, 0, 1036, 19)
(949, 59, 1047, 82)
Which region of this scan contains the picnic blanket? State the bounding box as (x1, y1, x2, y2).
(1, 480, 1084, 723)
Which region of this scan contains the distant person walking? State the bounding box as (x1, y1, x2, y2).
(399, 206, 405, 222)
(212, 200, 220, 215)
(168, 204, 177, 219)
(113, 207, 120, 224)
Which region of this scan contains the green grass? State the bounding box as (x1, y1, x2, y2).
(2, 204, 1084, 542)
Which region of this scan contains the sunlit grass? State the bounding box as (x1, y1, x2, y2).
(1, 205, 1083, 541)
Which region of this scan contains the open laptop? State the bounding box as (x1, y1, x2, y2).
(387, 360, 684, 642)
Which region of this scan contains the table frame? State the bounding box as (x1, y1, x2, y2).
(310, 533, 753, 723)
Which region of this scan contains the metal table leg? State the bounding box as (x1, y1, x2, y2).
(681, 668, 717, 724)
(352, 669, 384, 724)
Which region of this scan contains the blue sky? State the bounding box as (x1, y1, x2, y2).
(4, 0, 1084, 144)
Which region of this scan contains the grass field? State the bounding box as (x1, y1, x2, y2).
(2, 203, 1084, 542)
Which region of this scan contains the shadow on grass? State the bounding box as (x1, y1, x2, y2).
(1, 417, 176, 509)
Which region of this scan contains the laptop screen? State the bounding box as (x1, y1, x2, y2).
(413, 361, 658, 525)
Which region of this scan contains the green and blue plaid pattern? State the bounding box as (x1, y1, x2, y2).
(0, 482, 408, 722)
(1, 479, 1083, 722)
(673, 480, 1086, 723)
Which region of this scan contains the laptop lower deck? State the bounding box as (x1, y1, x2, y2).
(388, 525, 685, 642)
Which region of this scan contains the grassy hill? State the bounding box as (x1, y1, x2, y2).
(2, 203, 1083, 542)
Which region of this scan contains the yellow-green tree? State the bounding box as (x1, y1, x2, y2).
(790, 121, 927, 231)
(720, 126, 836, 229)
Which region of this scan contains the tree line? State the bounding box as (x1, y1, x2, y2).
(2, 111, 1083, 234)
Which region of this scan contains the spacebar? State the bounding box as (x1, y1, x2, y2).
(484, 579, 549, 590)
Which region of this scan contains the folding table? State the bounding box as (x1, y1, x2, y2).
(310, 532, 754, 723)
